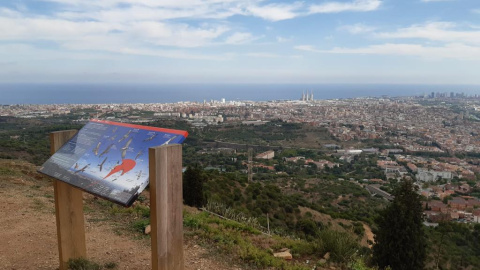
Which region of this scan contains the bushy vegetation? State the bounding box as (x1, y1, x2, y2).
(204, 200, 263, 231)
(202, 166, 384, 235)
(425, 222, 480, 269)
(200, 121, 309, 145)
(184, 210, 371, 270)
(0, 117, 82, 164)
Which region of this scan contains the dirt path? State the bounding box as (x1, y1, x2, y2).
(0, 160, 242, 270)
(361, 224, 374, 248)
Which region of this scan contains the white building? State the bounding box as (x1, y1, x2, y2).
(416, 168, 453, 182)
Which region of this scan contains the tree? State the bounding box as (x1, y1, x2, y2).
(183, 164, 206, 208)
(373, 180, 426, 270)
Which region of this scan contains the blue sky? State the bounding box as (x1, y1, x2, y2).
(0, 0, 479, 84)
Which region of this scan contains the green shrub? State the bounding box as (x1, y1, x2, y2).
(133, 205, 150, 218)
(318, 229, 359, 263)
(67, 258, 101, 270)
(103, 262, 117, 269)
(131, 219, 149, 233)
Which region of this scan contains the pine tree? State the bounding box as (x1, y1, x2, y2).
(183, 164, 205, 208)
(373, 180, 426, 270)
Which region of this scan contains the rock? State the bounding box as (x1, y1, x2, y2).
(273, 251, 293, 260)
(144, 225, 151, 235)
(323, 252, 330, 260)
(279, 247, 290, 252)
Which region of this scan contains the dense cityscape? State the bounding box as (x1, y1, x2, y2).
(3, 92, 480, 226)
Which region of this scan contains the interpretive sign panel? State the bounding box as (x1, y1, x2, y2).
(39, 119, 188, 206)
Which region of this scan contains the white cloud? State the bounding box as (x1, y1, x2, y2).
(376, 22, 480, 45)
(421, 0, 454, 2)
(39, 0, 247, 9)
(243, 0, 382, 21)
(0, 0, 385, 64)
(0, 7, 22, 18)
(108, 47, 231, 60)
(0, 2, 243, 63)
(310, 0, 381, 14)
(245, 2, 303, 21)
(276, 36, 292, 43)
(56, 4, 242, 22)
(128, 22, 229, 48)
(45, 0, 382, 23)
(0, 13, 235, 61)
(245, 52, 280, 58)
(0, 17, 115, 41)
(339, 23, 376, 34)
(297, 21, 480, 61)
(244, 52, 301, 58)
(294, 45, 321, 52)
(0, 43, 116, 62)
(0, 16, 228, 48)
(225, 32, 256, 44)
(0, 42, 230, 63)
(320, 43, 480, 60)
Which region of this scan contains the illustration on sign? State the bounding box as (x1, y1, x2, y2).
(38, 119, 188, 206)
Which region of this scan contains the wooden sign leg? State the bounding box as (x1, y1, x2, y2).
(50, 130, 87, 270)
(149, 144, 184, 270)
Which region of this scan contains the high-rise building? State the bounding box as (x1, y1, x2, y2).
(301, 90, 314, 102)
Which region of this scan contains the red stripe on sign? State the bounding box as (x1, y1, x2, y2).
(90, 119, 188, 137)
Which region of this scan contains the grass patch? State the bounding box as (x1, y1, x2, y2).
(67, 258, 118, 270)
(67, 258, 101, 270)
(0, 167, 20, 176)
(131, 219, 150, 234)
(31, 198, 46, 211)
(183, 210, 380, 270)
(184, 211, 312, 270)
(103, 262, 117, 269)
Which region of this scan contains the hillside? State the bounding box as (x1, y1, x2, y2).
(0, 118, 376, 269)
(0, 159, 242, 270)
(1, 159, 379, 270)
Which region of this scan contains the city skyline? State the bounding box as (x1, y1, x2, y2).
(0, 0, 480, 84)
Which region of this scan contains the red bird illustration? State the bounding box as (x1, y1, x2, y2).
(104, 159, 136, 179)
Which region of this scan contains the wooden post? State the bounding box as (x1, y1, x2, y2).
(149, 144, 184, 270)
(51, 130, 87, 270)
(267, 213, 270, 235)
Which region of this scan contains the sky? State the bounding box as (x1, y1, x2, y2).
(0, 0, 480, 84)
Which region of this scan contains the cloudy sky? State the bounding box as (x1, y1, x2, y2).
(1, 0, 479, 84)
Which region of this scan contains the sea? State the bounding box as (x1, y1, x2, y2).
(1, 83, 479, 105)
